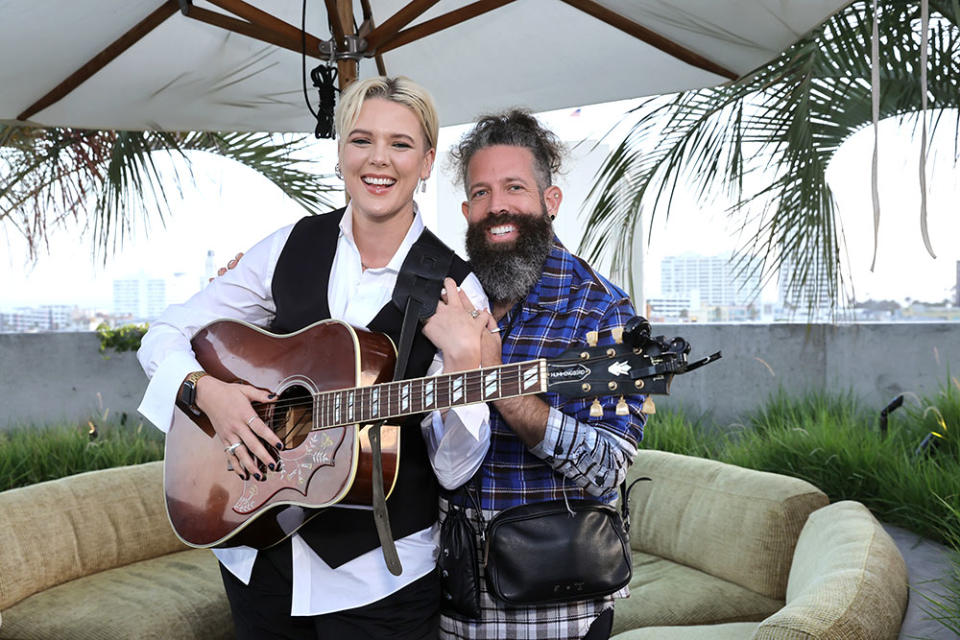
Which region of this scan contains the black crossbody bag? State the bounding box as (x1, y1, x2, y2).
(440, 477, 649, 615)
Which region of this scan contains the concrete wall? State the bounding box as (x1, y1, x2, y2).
(652, 323, 958, 425)
(1, 323, 957, 430)
(0, 332, 148, 429)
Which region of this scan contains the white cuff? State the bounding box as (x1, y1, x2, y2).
(137, 350, 203, 433)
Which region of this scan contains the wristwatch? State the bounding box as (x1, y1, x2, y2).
(178, 371, 208, 414)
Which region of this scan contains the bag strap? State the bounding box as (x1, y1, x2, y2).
(370, 227, 456, 576)
(621, 476, 651, 533)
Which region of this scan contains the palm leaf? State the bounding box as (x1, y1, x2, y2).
(0, 126, 337, 261)
(582, 0, 960, 316)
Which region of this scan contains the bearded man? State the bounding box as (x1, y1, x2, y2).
(440, 111, 647, 640)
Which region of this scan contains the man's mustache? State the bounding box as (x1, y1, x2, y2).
(473, 211, 549, 233)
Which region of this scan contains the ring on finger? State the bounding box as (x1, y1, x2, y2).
(489, 327, 501, 334)
(245, 415, 257, 426)
(225, 442, 243, 455)
(470, 309, 480, 319)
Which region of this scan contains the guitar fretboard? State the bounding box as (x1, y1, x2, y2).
(312, 360, 547, 430)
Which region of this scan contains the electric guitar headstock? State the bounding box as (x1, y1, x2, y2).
(544, 316, 721, 415)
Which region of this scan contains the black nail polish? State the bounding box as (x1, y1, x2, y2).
(268, 463, 275, 471)
(276, 442, 284, 450)
(254, 473, 262, 481)
(268, 393, 276, 399)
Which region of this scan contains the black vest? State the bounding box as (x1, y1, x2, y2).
(269, 209, 471, 567)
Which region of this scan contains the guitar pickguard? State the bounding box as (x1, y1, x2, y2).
(232, 428, 346, 514)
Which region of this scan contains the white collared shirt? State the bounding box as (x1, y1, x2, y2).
(137, 205, 490, 615)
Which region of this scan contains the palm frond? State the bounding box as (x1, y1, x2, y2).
(581, 0, 960, 316)
(0, 126, 338, 262)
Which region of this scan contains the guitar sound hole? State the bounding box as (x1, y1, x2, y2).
(271, 385, 314, 450)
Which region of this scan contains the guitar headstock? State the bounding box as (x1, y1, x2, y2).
(544, 316, 721, 411)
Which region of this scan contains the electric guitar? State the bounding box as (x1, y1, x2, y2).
(163, 316, 720, 549)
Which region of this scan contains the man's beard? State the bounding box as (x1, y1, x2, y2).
(465, 209, 554, 307)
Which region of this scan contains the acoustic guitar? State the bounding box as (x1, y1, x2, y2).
(163, 316, 718, 550)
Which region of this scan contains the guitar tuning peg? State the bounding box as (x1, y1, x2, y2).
(615, 396, 629, 416)
(585, 331, 599, 347)
(611, 328, 623, 344)
(641, 397, 656, 415)
(590, 398, 604, 417)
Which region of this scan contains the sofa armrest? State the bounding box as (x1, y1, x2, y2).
(753, 501, 908, 639)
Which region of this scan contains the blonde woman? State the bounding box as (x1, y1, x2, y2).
(138, 77, 492, 639)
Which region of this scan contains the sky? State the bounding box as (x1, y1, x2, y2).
(2, 100, 959, 310)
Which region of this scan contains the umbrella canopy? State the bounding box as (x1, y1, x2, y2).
(0, 0, 849, 132)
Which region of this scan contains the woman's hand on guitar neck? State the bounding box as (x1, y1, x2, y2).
(195, 375, 279, 480)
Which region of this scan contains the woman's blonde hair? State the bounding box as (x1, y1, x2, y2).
(334, 76, 439, 151)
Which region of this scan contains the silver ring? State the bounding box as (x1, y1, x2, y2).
(225, 442, 243, 455)
(489, 327, 501, 334)
(245, 415, 257, 426)
(470, 310, 481, 319)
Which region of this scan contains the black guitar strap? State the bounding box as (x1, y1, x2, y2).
(370, 227, 455, 575)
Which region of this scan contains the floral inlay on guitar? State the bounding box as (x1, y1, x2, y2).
(233, 428, 345, 514)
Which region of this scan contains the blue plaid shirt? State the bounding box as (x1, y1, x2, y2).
(476, 239, 646, 511)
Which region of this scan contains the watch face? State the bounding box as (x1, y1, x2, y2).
(180, 380, 196, 407)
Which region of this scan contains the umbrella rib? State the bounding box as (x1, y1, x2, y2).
(324, 0, 348, 46)
(364, 0, 442, 51)
(17, 1, 179, 122)
(184, 6, 326, 61)
(377, 0, 516, 55)
(557, 0, 738, 80)
(358, 0, 388, 75)
(207, 0, 310, 45)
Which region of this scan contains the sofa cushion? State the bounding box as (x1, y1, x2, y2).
(0, 548, 232, 640)
(611, 551, 783, 635)
(753, 501, 908, 640)
(0, 462, 187, 610)
(626, 450, 828, 599)
(613, 622, 760, 640)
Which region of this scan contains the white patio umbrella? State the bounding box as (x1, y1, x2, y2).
(0, 0, 851, 132)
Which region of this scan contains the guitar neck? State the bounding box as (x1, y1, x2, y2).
(312, 359, 547, 430)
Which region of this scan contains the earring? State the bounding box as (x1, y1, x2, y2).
(549, 214, 556, 221)
(335, 163, 343, 180)
(420, 177, 428, 193)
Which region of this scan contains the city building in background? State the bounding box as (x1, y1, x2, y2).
(649, 252, 762, 322)
(112, 271, 167, 323)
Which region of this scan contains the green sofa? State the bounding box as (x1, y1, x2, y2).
(614, 450, 909, 639)
(0, 461, 233, 640)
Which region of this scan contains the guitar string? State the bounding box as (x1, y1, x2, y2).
(248, 365, 639, 434)
(254, 355, 641, 415)
(243, 352, 629, 413)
